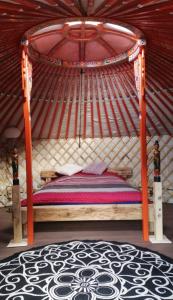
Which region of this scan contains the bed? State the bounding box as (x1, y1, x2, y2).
(21, 172, 153, 228)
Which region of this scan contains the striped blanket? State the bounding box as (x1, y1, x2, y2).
(21, 172, 141, 206)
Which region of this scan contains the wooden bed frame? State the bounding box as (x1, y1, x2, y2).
(23, 169, 154, 221)
(10, 170, 154, 244)
(21, 203, 154, 227)
(20, 168, 154, 235)
(20, 203, 154, 243)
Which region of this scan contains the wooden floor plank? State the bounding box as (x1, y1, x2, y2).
(0, 204, 173, 260)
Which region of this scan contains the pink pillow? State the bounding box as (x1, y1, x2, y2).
(82, 162, 107, 175)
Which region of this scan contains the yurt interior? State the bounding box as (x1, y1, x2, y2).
(0, 1, 173, 295)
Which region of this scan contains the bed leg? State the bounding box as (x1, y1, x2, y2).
(22, 223, 27, 238)
(149, 221, 154, 233)
(12, 185, 22, 242)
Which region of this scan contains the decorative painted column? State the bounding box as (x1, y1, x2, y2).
(7, 147, 25, 247)
(153, 141, 162, 239)
(149, 140, 171, 243)
(21, 40, 34, 245)
(138, 46, 149, 241)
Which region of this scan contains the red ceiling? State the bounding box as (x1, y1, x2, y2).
(27, 19, 137, 66)
(0, 0, 173, 140)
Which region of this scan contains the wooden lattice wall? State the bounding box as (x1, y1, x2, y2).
(0, 136, 173, 206)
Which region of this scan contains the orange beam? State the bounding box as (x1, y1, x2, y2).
(56, 102, 66, 139)
(139, 47, 149, 241)
(65, 102, 72, 139)
(96, 102, 103, 138)
(21, 47, 34, 245)
(74, 102, 79, 139)
(90, 101, 94, 138)
(125, 68, 159, 136)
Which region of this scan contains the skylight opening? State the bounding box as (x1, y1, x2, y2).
(66, 21, 82, 26)
(105, 23, 134, 35)
(66, 21, 101, 26)
(85, 21, 101, 26)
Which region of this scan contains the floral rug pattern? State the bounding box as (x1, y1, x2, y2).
(0, 240, 173, 299)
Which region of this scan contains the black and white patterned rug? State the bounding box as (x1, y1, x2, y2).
(0, 240, 173, 299)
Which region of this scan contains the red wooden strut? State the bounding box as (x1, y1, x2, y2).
(21, 46, 34, 245)
(139, 47, 149, 241)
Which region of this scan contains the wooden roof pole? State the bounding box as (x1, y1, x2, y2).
(21, 42, 33, 245)
(139, 46, 149, 241)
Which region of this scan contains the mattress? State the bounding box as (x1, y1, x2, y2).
(21, 172, 141, 206)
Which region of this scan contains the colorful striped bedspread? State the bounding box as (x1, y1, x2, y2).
(21, 172, 141, 206)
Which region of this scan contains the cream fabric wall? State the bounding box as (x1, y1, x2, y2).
(0, 136, 173, 206)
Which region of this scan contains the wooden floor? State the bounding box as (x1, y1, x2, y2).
(0, 204, 173, 261)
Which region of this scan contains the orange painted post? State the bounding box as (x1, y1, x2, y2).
(21, 45, 34, 245)
(139, 47, 149, 241)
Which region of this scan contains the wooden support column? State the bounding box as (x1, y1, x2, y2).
(153, 182, 163, 240)
(149, 141, 171, 243)
(150, 182, 171, 243)
(139, 47, 149, 241)
(21, 43, 34, 245)
(12, 185, 22, 242)
(7, 148, 27, 247)
(7, 185, 27, 247)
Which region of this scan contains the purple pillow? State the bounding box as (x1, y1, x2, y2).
(82, 162, 107, 175)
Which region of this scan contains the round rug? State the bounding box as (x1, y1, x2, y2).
(0, 240, 173, 299)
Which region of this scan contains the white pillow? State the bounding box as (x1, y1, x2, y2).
(56, 163, 83, 176)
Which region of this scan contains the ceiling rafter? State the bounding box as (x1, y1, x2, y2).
(59, 0, 82, 15)
(123, 4, 173, 18)
(43, 0, 80, 16)
(47, 38, 67, 56)
(118, 71, 142, 135)
(14, 0, 63, 17)
(97, 37, 118, 56)
(43, 0, 60, 4)
(1, 0, 38, 9)
(99, 73, 113, 137)
(0, 0, 173, 139)
(107, 0, 173, 18)
(95, 0, 122, 17)
(79, 22, 86, 61)
(0, 99, 22, 136)
(37, 68, 59, 139)
(14, 0, 70, 17)
(87, 0, 94, 16)
(0, 7, 54, 19)
(102, 72, 121, 136)
(32, 66, 54, 137)
(126, 67, 168, 136)
(75, 0, 86, 16)
(65, 70, 74, 139)
(113, 4, 173, 21)
(79, 41, 85, 61)
(102, 0, 147, 16)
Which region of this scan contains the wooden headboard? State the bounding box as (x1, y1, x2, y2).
(40, 171, 58, 183)
(107, 167, 133, 179)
